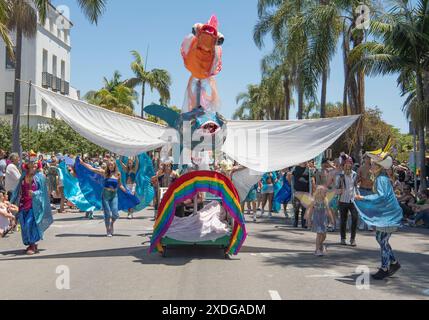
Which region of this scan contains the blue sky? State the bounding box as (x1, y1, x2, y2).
(53, 0, 409, 133)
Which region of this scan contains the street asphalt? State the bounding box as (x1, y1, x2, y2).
(0, 206, 428, 300)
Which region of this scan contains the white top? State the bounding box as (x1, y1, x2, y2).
(339, 173, 357, 203)
(5, 163, 21, 193)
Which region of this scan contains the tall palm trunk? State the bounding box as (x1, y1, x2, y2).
(297, 77, 304, 120)
(416, 70, 427, 191)
(283, 74, 290, 120)
(12, 27, 22, 156)
(342, 31, 349, 116)
(320, 67, 328, 118)
(140, 81, 146, 118)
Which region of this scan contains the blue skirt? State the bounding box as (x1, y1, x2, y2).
(18, 209, 42, 246)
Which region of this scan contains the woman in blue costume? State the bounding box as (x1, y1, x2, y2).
(244, 184, 258, 222)
(275, 168, 292, 218)
(11, 154, 53, 255)
(354, 155, 403, 280)
(119, 156, 139, 219)
(118, 154, 155, 219)
(261, 172, 281, 218)
(79, 159, 135, 237)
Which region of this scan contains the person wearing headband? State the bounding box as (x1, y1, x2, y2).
(10, 152, 53, 255)
(354, 154, 403, 280)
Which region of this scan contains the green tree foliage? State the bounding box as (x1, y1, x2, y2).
(0, 119, 106, 155)
(319, 103, 412, 162)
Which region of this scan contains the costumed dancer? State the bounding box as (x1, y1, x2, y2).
(244, 184, 258, 222)
(118, 153, 155, 219)
(275, 168, 292, 218)
(11, 152, 53, 255)
(261, 172, 280, 218)
(119, 156, 139, 219)
(79, 159, 134, 237)
(306, 186, 335, 256)
(354, 154, 403, 280)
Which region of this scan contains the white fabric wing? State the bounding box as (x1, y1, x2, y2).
(34, 85, 167, 156)
(222, 116, 360, 172)
(231, 168, 262, 202)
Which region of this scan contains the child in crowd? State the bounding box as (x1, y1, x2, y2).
(305, 186, 335, 256)
(0, 191, 18, 237)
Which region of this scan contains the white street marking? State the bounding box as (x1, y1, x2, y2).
(269, 290, 281, 300)
(306, 270, 345, 278)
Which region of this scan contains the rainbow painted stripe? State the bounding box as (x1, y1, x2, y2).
(149, 170, 247, 255)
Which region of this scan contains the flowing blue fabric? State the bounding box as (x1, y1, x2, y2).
(74, 157, 140, 211)
(58, 161, 96, 212)
(353, 173, 403, 228)
(11, 172, 53, 243)
(117, 153, 155, 211)
(275, 174, 292, 204)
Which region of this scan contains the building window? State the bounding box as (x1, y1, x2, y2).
(5, 47, 16, 69)
(51, 109, 56, 118)
(61, 60, 65, 80)
(42, 99, 47, 116)
(52, 55, 57, 76)
(42, 49, 48, 72)
(64, 29, 69, 44)
(5, 92, 14, 115)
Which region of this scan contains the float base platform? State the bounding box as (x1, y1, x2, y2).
(160, 234, 231, 258)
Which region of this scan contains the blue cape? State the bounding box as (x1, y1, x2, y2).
(117, 153, 155, 211)
(275, 174, 292, 204)
(353, 174, 403, 228)
(11, 171, 53, 237)
(74, 157, 140, 211)
(58, 161, 96, 212)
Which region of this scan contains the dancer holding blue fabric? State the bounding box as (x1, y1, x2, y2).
(119, 156, 139, 219)
(354, 155, 403, 280)
(79, 159, 137, 237)
(275, 169, 292, 218)
(11, 153, 53, 255)
(118, 153, 155, 218)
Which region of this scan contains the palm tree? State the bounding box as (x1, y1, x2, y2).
(233, 84, 265, 120)
(349, 0, 429, 190)
(0, 1, 13, 56)
(6, 0, 107, 155)
(254, 0, 332, 119)
(260, 42, 294, 120)
(86, 86, 137, 116)
(124, 50, 172, 118)
(102, 70, 123, 92)
(84, 71, 138, 115)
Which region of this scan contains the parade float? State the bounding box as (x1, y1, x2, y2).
(28, 15, 360, 257)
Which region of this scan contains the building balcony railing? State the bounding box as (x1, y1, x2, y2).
(41, 72, 52, 88)
(60, 80, 69, 95)
(41, 72, 69, 95)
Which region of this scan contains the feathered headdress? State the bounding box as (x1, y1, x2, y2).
(365, 137, 393, 169)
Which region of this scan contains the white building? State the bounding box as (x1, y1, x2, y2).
(0, 3, 79, 129)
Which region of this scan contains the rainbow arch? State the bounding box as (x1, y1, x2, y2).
(149, 170, 247, 255)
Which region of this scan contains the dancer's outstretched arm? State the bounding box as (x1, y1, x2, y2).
(80, 161, 105, 176)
